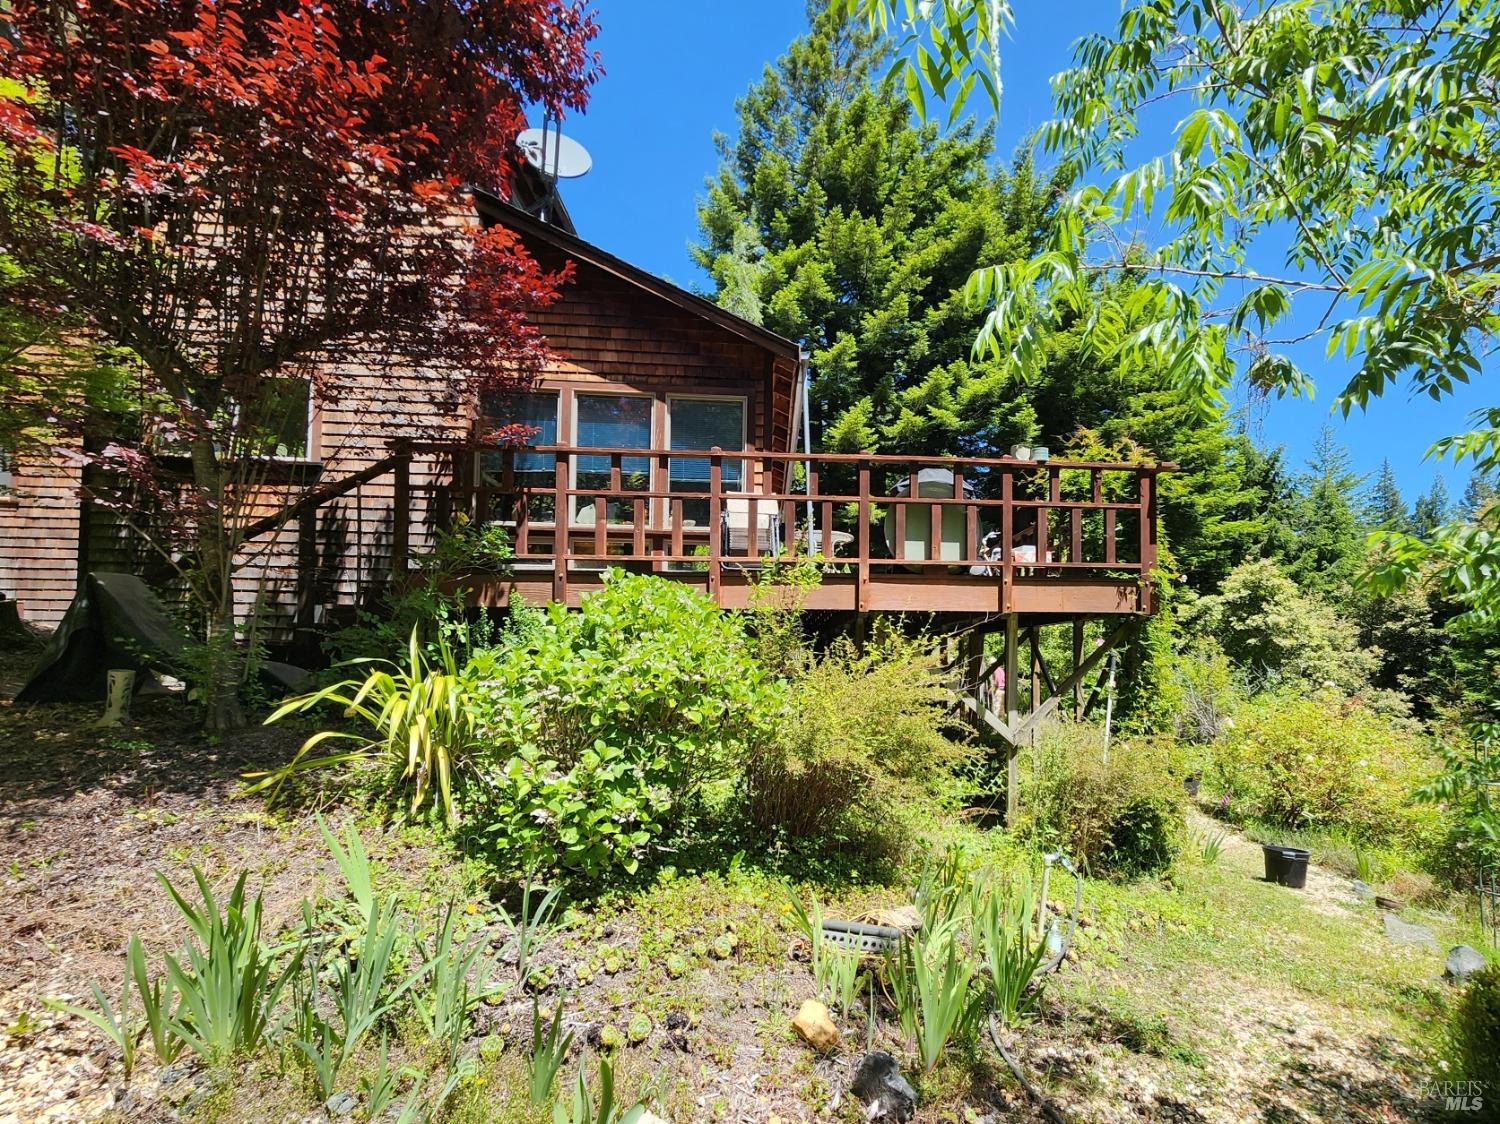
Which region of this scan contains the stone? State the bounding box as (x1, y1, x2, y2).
(1352, 879, 1375, 901)
(324, 1091, 357, 1117)
(849, 1051, 916, 1123)
(1445, 944, 1489, 983)
(1383, 913, 1439, 951)
(791, 999, 840, 1052)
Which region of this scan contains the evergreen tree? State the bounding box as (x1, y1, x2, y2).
(1412, 476, 1451, 540)
(1286, 427, 1365, 598)
(1362, 459, 1412, 534)
(697, 2, 1269, 588)
(1462, 471, 1496, 520)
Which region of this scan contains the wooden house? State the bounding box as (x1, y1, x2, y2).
(0, 183, 1172, 809)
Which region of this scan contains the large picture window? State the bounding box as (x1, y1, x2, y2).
(574, 393, 651, 524)
(669, 396, 745, 525)
(242, 377, 313, 460)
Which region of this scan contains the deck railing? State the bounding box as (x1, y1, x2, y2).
(391, 442, 1169, 609)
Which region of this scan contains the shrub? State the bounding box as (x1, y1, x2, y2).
(742, 632, 966, 857)
(1209, 690, 1441, 851)
(1449, 965, 1500, 1097)
(465, 571, 775, 878)
(1183, 559, 1378, 693)
(1015, 727, 1182, 877)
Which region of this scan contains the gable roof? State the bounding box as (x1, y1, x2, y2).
(469, 187, 802, 361)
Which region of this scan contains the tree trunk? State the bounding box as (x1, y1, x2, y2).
(190, 436, 247, 732)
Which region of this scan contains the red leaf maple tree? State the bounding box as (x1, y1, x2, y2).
(0, 0, 599, 725)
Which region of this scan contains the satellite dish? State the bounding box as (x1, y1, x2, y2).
(516, 127, 592, 180)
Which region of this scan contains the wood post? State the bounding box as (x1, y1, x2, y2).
(391, 444, 410, 583)
(708, 449, 723, 600)
(856, 458, 871, 612)
(1072, 619, 1084, 722)
(1005, 613, 1021, 827)
(552, 448, 568, 604)
(1029, 626, 1042, 749)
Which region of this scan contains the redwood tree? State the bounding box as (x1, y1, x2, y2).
(0, 0, 599, 725)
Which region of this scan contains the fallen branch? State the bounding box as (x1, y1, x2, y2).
(988, 1015, 1069, 1124)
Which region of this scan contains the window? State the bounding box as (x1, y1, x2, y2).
(574, 394, 652, 523)
(481, 390, 559, 523)
(240, 378, 313, 460)
(0, 446, 13, 491)
(668, 397, 745, 524)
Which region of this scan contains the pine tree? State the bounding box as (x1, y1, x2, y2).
(1412, 476, 1451, 540)
(1287, 426, 1366, 598)
(696, 2, 1270, 589)
(1362, 459, 1412, 533)
(1462, 471, 1496, 520)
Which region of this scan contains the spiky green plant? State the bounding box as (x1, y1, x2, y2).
(253, 627, 481, 824)
(528, 997, 574, 1107)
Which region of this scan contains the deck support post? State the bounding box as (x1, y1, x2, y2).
(1029, 626, 1042, 749)
(1072, 620, 1084, 721)
(1004, 614, 1020, 827)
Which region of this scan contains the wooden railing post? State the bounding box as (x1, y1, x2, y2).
(553, 448, 568, 604)
(708, 449, 723, 600)
(391, 443, 411, 582)
(1139, 468, 1158, 611)
(856, 458, 872, 612)
(999, 466, 1013, 611)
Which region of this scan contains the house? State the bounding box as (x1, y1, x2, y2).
(0, 177, 1171, 809)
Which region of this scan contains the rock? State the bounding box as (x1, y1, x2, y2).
(874, 906, 921, 933)
(324, 1091, 357, 1117)
(791, 999, 840, 1052)
(1352, 879, 1375, 901)
(1383, 913, 1439, 951)
(634, 1114, 669, 1124)
(849, 1051, 916, 1123)
(1445, 944, 1489, 983)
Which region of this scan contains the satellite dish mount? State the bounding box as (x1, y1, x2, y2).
(516, 115, 591, 224)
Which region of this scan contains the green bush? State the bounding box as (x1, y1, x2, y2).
(1450, 965, 1500, 1099)
(465, 571, 775, 878)
(1209, 690, 1441, 851)
(1015, 727, 1182, 878)
(1183, 559, 1377, 693)
(742, 632, 965, 858)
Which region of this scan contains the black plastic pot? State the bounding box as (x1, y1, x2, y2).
(1262, 844, 1310, 889)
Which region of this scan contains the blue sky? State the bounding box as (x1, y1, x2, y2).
(555, 1, 1489, 507)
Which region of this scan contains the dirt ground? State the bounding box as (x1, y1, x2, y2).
(0, 647, 1472, 1123)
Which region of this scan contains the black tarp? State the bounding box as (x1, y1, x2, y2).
(15, 572, 308, 703)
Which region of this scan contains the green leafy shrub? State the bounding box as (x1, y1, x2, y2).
(1209, 690, 1441, 851)
(1183, 559, 1378, 693)
(1015, 727, 1182, 877)
(465, 571, 775, 878)
(742, 632, 966, 858)
(1449, 965, 1500, 1096)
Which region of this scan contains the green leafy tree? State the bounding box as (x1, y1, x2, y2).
(1183, 559, 1377, 695)
(1462, 472, 1497, 521)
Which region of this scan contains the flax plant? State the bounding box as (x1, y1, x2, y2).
(252, 628, 481, 825)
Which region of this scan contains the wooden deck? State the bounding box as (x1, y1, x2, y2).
(389, 443, 1172, 619)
